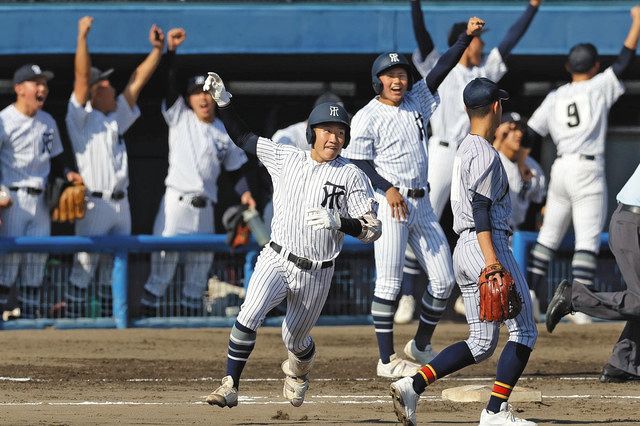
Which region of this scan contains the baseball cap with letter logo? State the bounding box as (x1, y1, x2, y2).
(13, 64, 54, 85)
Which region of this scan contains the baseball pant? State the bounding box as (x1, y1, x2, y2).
(571, 204, 640, 375)
(453, 229, 538, 362)
(237, 245, 334, 353)
(373, 191, 455, 302)
(69, 196, 132, 289)
(144, 187, 214, 300)
(427, 137, 457, 220)
(537, 156, 607, 253)
(0, 190, 49, 289)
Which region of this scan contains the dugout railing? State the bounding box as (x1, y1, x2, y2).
(0, 231, 624, 330)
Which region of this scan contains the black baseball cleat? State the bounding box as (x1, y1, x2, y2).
(545, 279, 572, 333)
(600, 364, 640, 383)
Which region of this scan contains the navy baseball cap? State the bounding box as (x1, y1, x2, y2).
(89, 67, 114, 86)
(13, 64, 54, 85)
(567, 43, 598, 73)
(187, 75, 207, 95)
(463, 77, 509, 109)
(501, 111, 525, 125)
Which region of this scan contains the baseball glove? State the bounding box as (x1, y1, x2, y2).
(47, 178, 86, 223)
(478, 262, 522, 322)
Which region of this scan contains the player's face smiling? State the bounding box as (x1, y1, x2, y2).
(378, 67, 409, 106)
(188, 91, 215, 123)
(310, 123, 346, 163)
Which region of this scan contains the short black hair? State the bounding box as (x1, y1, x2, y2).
(466, 104, 494, 120)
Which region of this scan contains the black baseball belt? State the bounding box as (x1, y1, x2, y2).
(557, 154, 595, 161)
(8, 186, 43, 195)
(269, 241, 333, 270)
(395, 185, 430, 199)
(620, 203, 640, 215)
(179, 195, 213, 208)
(90, 190, 126, 201)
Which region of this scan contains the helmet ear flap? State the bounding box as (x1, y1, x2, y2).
(372, 78, 382, 95)
(306, 125, 315, 146)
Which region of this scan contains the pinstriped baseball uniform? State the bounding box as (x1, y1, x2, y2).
(272, 121, 309, 151)
(451, 134, 537, 358)
(143, 97, 247, 301)
(498, 152, 546, 230)
(413, 48, 507, 218)
(0, 104, 63, 289)
(237, 137, 376, 352)
(528, 67, 623, 254)
(342, 78, 455, 303)
(66, 93, 140, 289)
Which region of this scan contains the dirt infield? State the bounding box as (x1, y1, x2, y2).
(0, 322, 638, 425)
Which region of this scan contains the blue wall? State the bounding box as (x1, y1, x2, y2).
(0, 2, 636, 55)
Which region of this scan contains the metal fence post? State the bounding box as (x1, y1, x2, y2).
(112, 249, 128, 329)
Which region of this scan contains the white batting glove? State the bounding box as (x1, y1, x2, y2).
(305, 207, 341, 231)
(203, 72, 232, 107)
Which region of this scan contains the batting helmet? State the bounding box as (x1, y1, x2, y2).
(305, 102, 351, 148)
(371, 52, 413, 94)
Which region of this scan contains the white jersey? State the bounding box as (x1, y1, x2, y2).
(162, 97, 247, 202)
(342, 79, 439, 188)
(65, 93, 141, 193)
(413, 48, 507, 146)
(527, 67, 624, 156)
(257, 137, 376, 261)
(452, 134, 511, 234)
(0, 105, 63, 189)
(498, 152, 546, 229)
(272, 121, 309, 151)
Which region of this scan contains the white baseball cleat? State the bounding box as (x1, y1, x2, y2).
(566, 311, 592, 325)
(377, 354, 420, 379)
(479, 402, 537, 425)
(454, 296, 466, 316)
(404, 339, 438, 365)
(206, 375, 238, 408)
(390, 376, 419, 426)
(282, 373, 309, 407)
(394, 295, 416, 324)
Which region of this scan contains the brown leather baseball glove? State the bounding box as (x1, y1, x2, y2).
(52, 183, 86, 223)
(478, 262, 522, 322)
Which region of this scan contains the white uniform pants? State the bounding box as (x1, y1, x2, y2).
(144, 187, 214, 300)
(373, 191, 455, 302)
(0, 190, 49, 288)
(427, 137, 457, 220)
(537, 155, 607, 253)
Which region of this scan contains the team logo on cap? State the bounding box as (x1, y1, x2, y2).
(329, 106, 339, 117)
(389, 53, 399, 62)
(195, 76, 206, 85)
(31, 65, 42, 75)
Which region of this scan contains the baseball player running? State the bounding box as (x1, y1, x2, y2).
(525, 6, 640, 314)
(411, 0, 541, 220)
(139, 28, 254, 314)
(202, 73, 381, 408)
(64, 16, 164, 316)
(343, 17, 484, 378)
(0, 64, 83, 318)
(391, 78, 537, 426)
(546, 162, 640, 383)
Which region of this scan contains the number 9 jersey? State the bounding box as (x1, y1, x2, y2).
(527, 67, 624, 156)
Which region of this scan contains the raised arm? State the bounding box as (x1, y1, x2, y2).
(73, 16, 94, 106)
(612, 5, 640, 77)
(122, 25, 165, 108)
(161, 28, 186, 107)
(411, 0, 435, 61)
(425, 17, 484, 93)
(497, 0, 541, 60)
(204, 72, 259, 156)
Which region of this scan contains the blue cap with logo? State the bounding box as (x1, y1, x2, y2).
(463, 77, 509, 109)
(13, 64, 54, 85)
(187, 75, 207, 95)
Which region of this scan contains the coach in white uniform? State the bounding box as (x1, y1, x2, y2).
(202, 73, 381, 409)
(526, 7, 640, 311)
(0, 64, 83, 318)
(65, 16, 164, 316)
(140, 28, 254, 314)
(411, 0, 542, 219)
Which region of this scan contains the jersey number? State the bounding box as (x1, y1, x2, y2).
(566, 102, 580, 128)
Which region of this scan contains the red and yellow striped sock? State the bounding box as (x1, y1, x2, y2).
(418, 364, 438, 385)
(491, 381, 513, 400)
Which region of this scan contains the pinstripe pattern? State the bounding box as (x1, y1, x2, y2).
(452, 134, 511, 235)
(454, 230, 537, 361)
(412, 47, 507, 218)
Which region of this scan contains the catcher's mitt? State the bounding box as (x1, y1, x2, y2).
(478, 262, 522, 322)
(47, 178, 86, 223)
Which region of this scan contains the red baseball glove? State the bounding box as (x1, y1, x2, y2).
(478, 262, 522, 322)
